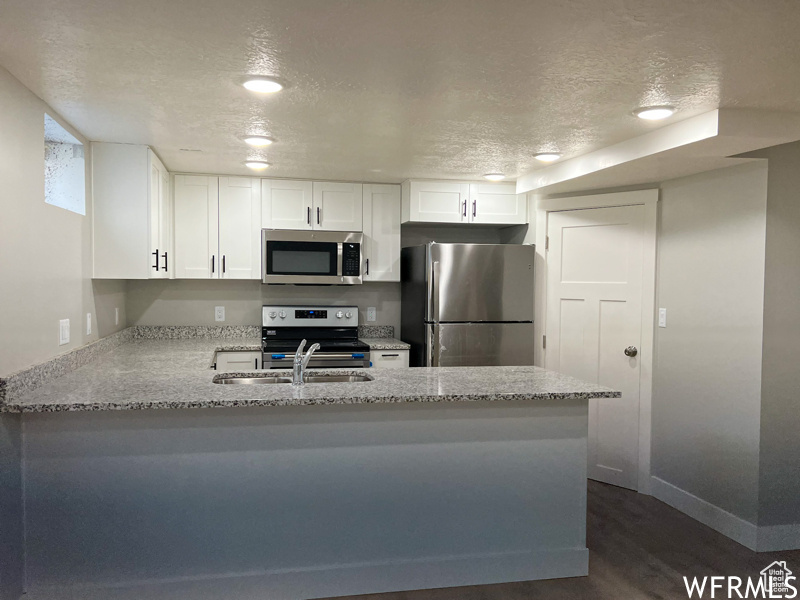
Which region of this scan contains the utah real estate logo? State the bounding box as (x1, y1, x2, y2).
(684, 561, 797, 598)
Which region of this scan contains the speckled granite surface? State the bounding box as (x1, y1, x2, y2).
(1, 338, 619, 413)
(357, 325, 394, 338)
(133, 325, 261, 339)
(360, 338, 410, 350)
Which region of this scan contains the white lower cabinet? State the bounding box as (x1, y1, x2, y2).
(173, 175, 261, 279)
(363, 184, 401, 282)
(215, 351, 261, 371)
(371, 349, 409, 368)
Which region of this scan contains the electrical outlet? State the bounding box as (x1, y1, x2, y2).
(367, 307, 377, 322)
(215, 306, 225, 322)
(86, 313, 92, 335)
(59, 319, 70, 345)
(658, 308, 667, 328)
(115, 307, 120, 326)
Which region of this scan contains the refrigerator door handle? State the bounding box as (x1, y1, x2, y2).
(427, 326, 438, 367)
(428, 260, 440, 322)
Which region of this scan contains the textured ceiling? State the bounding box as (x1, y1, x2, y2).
(2, 0, 800, 183)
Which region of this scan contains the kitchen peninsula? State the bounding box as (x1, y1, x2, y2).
(1, 332, 619, 600)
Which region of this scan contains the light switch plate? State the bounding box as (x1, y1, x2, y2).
(367, 307, 377, 322)
(658, 308, 667, 328)
(215, 306, 225, 322)
(59, 319, 70, 345)
(86, 313, 92, 335)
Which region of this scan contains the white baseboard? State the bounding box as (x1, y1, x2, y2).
(23, 547, 589, 600)
(650, 476, 759, 550)
(758, 523, 800, 552)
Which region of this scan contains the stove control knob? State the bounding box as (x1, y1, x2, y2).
(336, 311, 344, 319)
(278, 311, 286, 319)
(345, 311, 353, 319)
(268, 311, 276, 319)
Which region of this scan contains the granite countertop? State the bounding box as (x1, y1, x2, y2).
(359, 338, 410, 350)
(1, 338, 619, 413)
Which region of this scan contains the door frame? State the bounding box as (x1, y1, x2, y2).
(534, 189, 658, 494)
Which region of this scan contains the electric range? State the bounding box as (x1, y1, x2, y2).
(261, 305, 371, 369)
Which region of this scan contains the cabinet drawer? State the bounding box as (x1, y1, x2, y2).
(370, 350, 409, 369)
(215, 351, 261, 371)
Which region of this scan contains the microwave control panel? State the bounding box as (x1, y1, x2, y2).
(342, 243, 361, 276)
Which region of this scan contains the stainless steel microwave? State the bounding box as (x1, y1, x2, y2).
(261, 230, 363, 285)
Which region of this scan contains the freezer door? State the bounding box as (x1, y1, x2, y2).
(427, 323, 535, 367)
(429, 243, 534, 323)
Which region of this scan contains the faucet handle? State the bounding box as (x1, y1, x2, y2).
(295, 339, 307, 359)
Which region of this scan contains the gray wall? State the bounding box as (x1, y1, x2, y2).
(751, 141, 800, 527)
(0, 415, 23, 600)
(0, 66, 127, 377)
(652, 162, 768, 524)
(127, 280, 401, 334)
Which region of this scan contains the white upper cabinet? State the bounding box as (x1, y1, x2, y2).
(312, 182, 363, 231)
(261, 179, 313, 230)
(262, 180, 362, 231)
(218, 177, 262, 279)
(92, 143, 173, 279)
(173, 175, 219, 279)
(468, 183, 527, 225)
(401, 180, 526, 225)
(174, 175, 261, 279)
(401, 181, 470, 224)
(362, 184, 401, 282)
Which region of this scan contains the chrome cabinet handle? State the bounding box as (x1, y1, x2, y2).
(152, 249, 159, 271)
(624, 346, 638, 357)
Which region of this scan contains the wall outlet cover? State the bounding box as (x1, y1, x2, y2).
(86, 313, 92, 335)
(658, 308, 667, 328)
(59, 319, 70, 345)
(367, 307, 377, 322)
(215, 306, 225, 322)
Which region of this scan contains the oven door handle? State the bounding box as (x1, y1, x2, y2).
(266, 353, 366, 361)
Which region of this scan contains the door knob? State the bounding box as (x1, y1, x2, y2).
(624, 346, 638, 357)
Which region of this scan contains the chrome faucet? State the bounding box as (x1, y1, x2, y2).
(292, 339, 320, 385)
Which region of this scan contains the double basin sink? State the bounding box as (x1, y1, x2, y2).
(214, 373, 372, 385)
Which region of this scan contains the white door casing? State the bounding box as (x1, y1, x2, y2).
(538, 189, 657, 493)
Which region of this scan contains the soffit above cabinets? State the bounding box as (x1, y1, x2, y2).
(3, 1, 800, 183)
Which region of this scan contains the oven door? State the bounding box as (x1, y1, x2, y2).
(261, 230, 362, 284)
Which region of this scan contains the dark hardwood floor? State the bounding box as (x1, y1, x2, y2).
(320, 481, 800, 600)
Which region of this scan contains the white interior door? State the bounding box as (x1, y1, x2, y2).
(546, 204, 645, 490)
(218, 177, 261, 279)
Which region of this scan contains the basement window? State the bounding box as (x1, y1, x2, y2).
(44, 114, 85, 215)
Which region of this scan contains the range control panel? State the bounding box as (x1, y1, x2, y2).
(262, 305, 358, 327)
(341, 243, 361, 277)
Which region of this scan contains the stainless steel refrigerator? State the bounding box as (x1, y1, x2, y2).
(401, 243, 535, 367)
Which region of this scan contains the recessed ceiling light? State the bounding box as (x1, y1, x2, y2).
(243, 78, 283, 93)
(534, 153, 561, 163)
(245, 161, 270, 170)
(483, 173, 505, 181)
(244, 136, 274, 147)
(634, 106, 675, 121)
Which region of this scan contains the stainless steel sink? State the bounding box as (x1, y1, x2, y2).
(213, 376, 292, 385)
(303, 375, 372, 383)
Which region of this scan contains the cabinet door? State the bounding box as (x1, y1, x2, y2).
(371, 350, 409, 368)
(362, 184, 401, 282)
(219, 177, 261, 279)
(312, 182, 363, 231)
(404, 181, 469, 224)
(468, 183, 526, 225)
(261, 179, 312, 230)
(148, 151, 170, 279)
(173, 175, 219, 278)
(215, 351, 261, 371)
